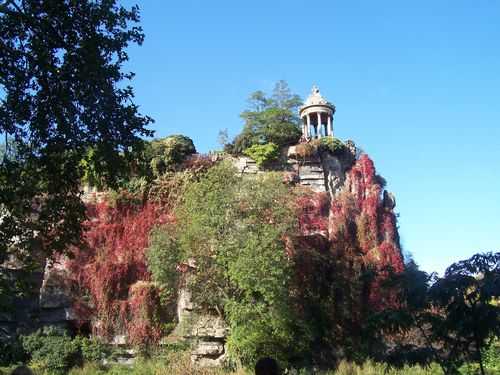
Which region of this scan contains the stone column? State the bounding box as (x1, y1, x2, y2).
(327, 115, 332, 136)
(306, 113, 311, 138)
(317, 113, 322, 138)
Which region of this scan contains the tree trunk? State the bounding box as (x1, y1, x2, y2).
(477, 340, 485, 375)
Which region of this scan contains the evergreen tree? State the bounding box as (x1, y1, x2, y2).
(230, 80, 302, 154)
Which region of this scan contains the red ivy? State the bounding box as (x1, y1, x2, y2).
(329, 154, 404, 309)
(69, 195, 170, 344)
(297, 191, 330, 235)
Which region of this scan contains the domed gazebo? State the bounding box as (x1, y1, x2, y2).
(299, 85, 335, 140)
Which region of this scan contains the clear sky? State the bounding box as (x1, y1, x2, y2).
(122, 0, 500, 275)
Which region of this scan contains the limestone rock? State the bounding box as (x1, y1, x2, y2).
(383, 191, 396, 210)
(234, 156, 260, 174)
(189, 315, 228, 339)
(192, 353, 226, 368)
(111, 334, 127, 346)
(39, 307, 77, 323)
(39, 259, 73, 309)
(174, 282, 229, 367)
(192, 341, 225, 356)
(177, 287, 194, 324)
(320, 152, 345, 197)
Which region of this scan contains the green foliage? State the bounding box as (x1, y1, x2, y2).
(318, 137, 347, 156)
(483, 337, 500, 374)
(329, 360, 443, 375)
(149, 135, 196, 176)
(0, 338, 26, 367)
(21, 328, 80, 374)
(73, 336, 109, 363)
(376, 252, 500, 375)
(63, 357, 449, 375)
(243, 143, 280, 167)
(146, 226, 182, 305)
(14, 332, 110, 373)
(230, 81, 302, 154)
(120, 177, 150, 198)
(67, 352, 239, 375)
(171, 161, 304, 366)
(427, 252, 500, 375)
(0, 0, 153, 264)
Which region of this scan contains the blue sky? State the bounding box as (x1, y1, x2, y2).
(122, 0, 500, 274)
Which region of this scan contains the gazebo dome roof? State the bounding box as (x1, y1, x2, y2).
(300, 85, 335, 114)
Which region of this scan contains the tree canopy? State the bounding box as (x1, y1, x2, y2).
(148, 135, 196, 176)
(378, 252, 500, 375)
(0, 0, 153, 262)
(228, 80, 302, 154)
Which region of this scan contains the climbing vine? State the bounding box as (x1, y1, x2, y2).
(68, 196, 169, 345)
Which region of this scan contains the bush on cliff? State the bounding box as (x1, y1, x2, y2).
(243, 143, 280, 167)
(318, 136, 347, 156)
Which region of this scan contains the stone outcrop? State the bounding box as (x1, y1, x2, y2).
(188, 315, 228, 367)
(173, 279, 229, 367)
(235, 141, 356, 195)
(0, 258, 77, 340)
(233, 156, 260, 175)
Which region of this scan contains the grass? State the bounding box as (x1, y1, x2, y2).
(3, 354, 497, 375)
(65, 357, 443, 375)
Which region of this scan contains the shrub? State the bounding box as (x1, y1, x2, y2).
(318, 136, 346, 156)
(120, 177, 149, 198)
(292, 138, 347, 161)
(127, 281, 164, 347)
(243, 143, 280, 167)
(483, 337, 500, 374)
(0, 338, 26, 366)
(146, 226, 182, 306)
(21, 328, 80, 374)
(73, 336, 109, 363)
(149, 135, 196, 176)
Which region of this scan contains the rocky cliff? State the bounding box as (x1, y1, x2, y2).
(0, 140, 404, 367)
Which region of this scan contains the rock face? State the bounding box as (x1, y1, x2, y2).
(0, 258, 77, 339)
(1, 139, 400, 369)
(236, 142, 356, 195)
(188, 316, 228, 367)
(233, 156, 260, 175)
(174, 281, 229, 367)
